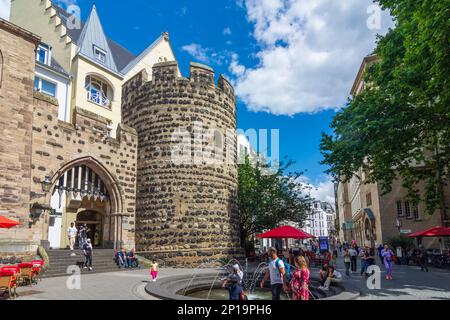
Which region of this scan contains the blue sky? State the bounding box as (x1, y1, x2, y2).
(0, 0, 393, 203)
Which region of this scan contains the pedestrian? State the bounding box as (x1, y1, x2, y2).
(114, 249, 127, 268)
(150, 258, 159, 282)
(343, 248, 351, 276)
(260, 247, 289, 300)
(319, 265, 342, 291)
(377, 244, 384, 266)
(330, 250, 338, 267)
(78, 224, 89, 249)
(127, 248, 139, 268)
(349, 245, 358, 272)
(222, 264, 244, 288)
(290, 255, 310, 300)
(82, 238, 93, 271)
(381, 244, 394, 280)
(225, 274, 245, 300)
(417, 245, 429, 272)
(67, 222, 77, 256)
(359, 247, 368, 276)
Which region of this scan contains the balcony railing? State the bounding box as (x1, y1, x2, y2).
(87, 91, 111, 108)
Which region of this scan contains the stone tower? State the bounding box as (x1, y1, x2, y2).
(122, 61, 242, 266)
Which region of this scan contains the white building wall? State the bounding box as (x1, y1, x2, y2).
(35, 65, 71, 122)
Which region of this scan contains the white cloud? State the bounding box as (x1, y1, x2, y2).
(223, 27, 232, 35)
(230, 53, 246, 76)
(0, 0, 10, 20)
(182, 43, 230, 66)
(231, 0, 394, 115)
(299, 175, 335, 206)
(308, 179, 335, 206)
(181, 43, 210, 63)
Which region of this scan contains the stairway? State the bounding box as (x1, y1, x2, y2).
(44, 249, 122, 278)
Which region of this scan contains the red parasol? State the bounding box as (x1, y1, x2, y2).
(0, 216, 20, 229)
(257, 225, 316, 239)
(408, 226, 450, 238)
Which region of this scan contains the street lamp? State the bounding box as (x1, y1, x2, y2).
(40, 176, 52, 193)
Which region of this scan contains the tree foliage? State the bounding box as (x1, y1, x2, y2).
(320, 0, 450, 218)
(237, 156, 311, 251)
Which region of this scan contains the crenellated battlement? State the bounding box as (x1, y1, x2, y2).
(122, 61, 236, 104)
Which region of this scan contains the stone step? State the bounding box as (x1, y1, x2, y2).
(44, 249, 123, 278)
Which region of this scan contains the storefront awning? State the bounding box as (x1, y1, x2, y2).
(364, 208, 376, 221)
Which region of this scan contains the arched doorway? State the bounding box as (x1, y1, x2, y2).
(47, 157, 123, 250)
(76, 210, 103, 248)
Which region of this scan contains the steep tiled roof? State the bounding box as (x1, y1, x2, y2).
(53, 4, 136, 73)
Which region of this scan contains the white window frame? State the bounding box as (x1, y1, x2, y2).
(405, 201, 412, 219)
(413, 205, 420, 220)
(85, 75, 111, 108)
(93, 45, 107, 63)
(36, 43, 51, 65)
(34, 76, 57, 97)
(396, 201, 403, 217)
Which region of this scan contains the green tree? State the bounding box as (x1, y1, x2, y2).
(320, 0, 450, 222)
(238, 156, 311, 253)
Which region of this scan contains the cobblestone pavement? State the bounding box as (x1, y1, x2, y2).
(12, 256, 450, 300)
(330, 252, 450, 300)
(15, 268, 208, 300)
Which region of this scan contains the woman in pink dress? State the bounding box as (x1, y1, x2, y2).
(290, 255, 310, 300)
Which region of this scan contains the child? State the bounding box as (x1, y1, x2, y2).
(225, 274, 245, 300)
(150, 258, 158, 282)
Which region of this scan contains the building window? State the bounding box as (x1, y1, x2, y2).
(396, 201, 403, 217)
(366, 192, 372, 206)
(36, 43, 51, 65)
(413, 206, 420, 220)
(34, 76, 56, 97)
(85, 75, 111, 108)
(405, 201, 412, 219)
(93, 46, 106, 63)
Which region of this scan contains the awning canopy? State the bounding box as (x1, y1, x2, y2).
(408, 226, 450, 238)
(0, 216, 20, 229)
(256, 226, 316, 239)
(364, 208, 376, 221)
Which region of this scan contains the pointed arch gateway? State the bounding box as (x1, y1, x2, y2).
(47, 157, 124, 249)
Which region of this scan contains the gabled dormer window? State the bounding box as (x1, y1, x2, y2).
(36, 43, 51, 65)
(93, 45, 106, 63)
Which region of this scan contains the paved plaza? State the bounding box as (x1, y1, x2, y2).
(10, 256, 450, 300)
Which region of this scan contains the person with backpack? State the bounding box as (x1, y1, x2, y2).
(260, 247, 288, 300)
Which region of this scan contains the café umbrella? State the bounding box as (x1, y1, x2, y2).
(0, 216, 20, 229)
(257, 226, 316, 262)
(408, 226, 450, 254)
(407, 226, 450, 238)
(256, 226, 316, 240)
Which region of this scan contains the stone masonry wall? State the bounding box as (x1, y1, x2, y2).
(28, 94, 138, 250)
(122, 62, 242, 266)
(0, 21, 39, 256)
(0, 19, 138, 256)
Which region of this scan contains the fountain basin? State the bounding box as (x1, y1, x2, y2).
(144, 270, 355, 300)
